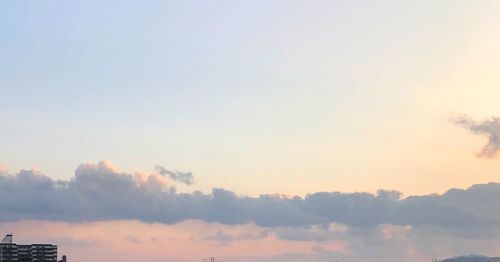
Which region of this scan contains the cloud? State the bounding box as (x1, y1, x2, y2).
(454, 116, 500, 158)
(155, 166, 194, 185)
(0, 165, 7, 175)
(273, 225, 340, 243)
(3, 219, 500, 262)
(0, 161, 500, 230)
(202, 229, 270, 245)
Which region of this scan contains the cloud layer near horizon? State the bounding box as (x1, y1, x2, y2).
(0, 161, 499, 230)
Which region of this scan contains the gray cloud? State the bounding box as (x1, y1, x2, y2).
(240, 223, 500, 262)
(202, 230, 270, 245)
(0, 161, 500, 230)
(155, 166, 194, 185)
(273, 225, 340, 243)
(454, 116, 500, 158)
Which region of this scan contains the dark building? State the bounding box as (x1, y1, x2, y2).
(0, 234, 62, 262)
(17, 245, 30, 262)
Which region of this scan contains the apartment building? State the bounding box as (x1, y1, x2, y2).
(0, 234, 61, 262)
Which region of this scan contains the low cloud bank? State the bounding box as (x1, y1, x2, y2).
(0, 161, 499, 229)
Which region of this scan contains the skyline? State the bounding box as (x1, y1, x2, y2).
(2, 0, 500, 261)
(4, 161, 500, 262)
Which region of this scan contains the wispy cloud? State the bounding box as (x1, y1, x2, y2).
(155, 166, 194, 186)
(202, 229, 271, 245)
(454, 115, 500, 158)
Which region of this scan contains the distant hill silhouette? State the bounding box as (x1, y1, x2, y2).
(440, 255, 500, 262)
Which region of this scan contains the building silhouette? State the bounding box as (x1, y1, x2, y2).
(0, 234, 64, 262)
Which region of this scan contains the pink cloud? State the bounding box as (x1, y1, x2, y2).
(0, 220, 325, 262)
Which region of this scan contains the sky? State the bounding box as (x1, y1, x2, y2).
(1, 1, 500, 261)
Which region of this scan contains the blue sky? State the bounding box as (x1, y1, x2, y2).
(2, 2, 500, 260)
(4, 1, 498, 196)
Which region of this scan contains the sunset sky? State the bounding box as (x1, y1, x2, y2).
(2, 1, 500, 261)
